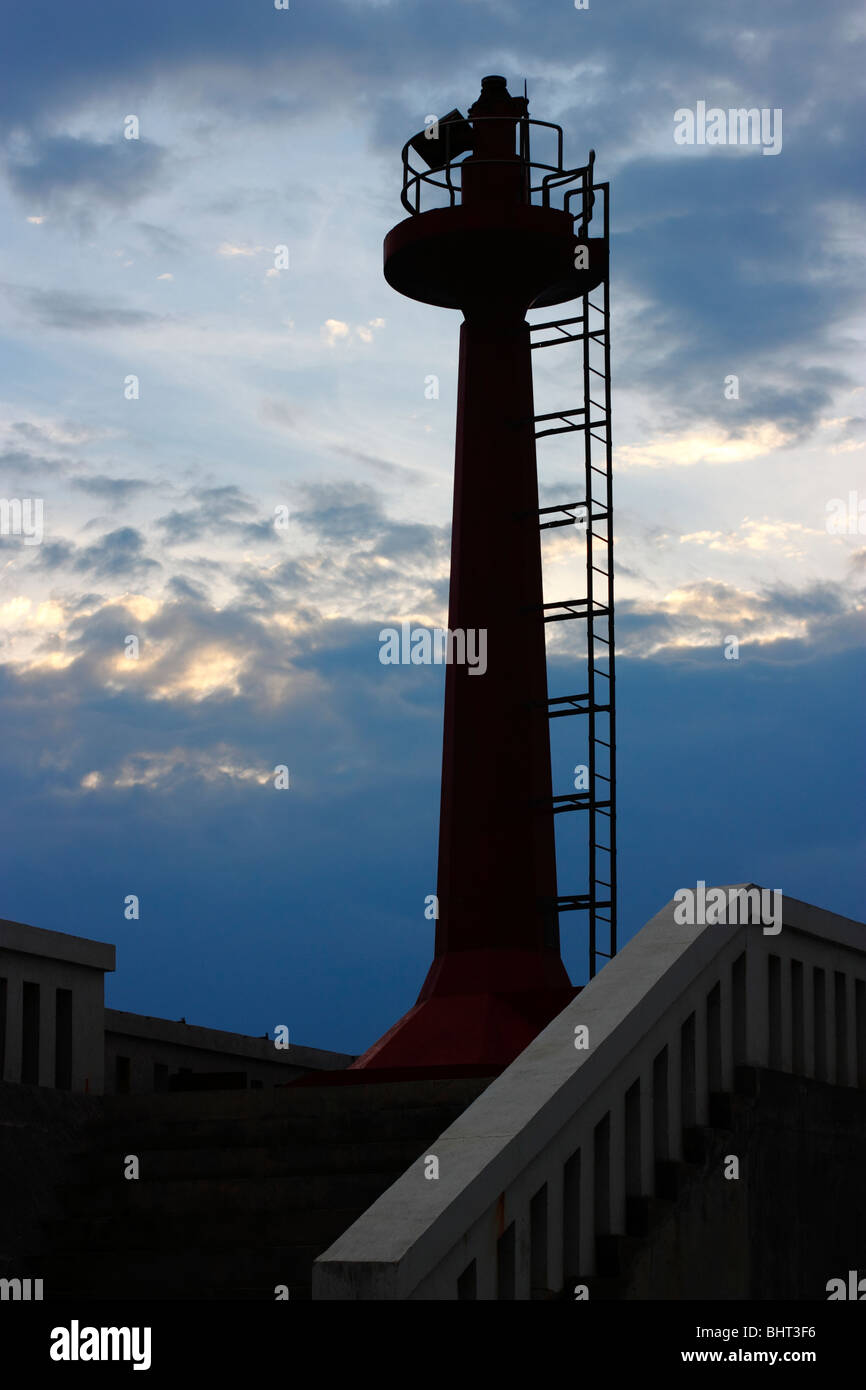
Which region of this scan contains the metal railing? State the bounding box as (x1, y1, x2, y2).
(401, 114, 596, 229)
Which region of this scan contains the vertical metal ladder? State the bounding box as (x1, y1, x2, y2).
(531, 176, 616, 980)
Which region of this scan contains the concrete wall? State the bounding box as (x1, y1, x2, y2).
(0, 919, 114, 1093)
(0, 1081, 102, 1281)
(104, 1009, 354, 1093)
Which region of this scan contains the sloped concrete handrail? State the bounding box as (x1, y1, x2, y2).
(313, 888, 865, 1299)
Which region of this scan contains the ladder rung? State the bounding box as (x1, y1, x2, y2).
(536, 418, 607, 437)
(549, 800, 612, 815)
(531, 312, 586, 332)
(533, 407, 585, 423)
(531, 334, 582, 349)
(535, 423, 580, 439)
(542, 598, 609, 611)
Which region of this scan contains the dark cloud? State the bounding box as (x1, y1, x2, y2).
(75, 527, 161, 579)
(6, 134, 166, 211)
(166, 574, 211, 601)
(238, 558, 311, 602)
(290, 481, 400, 544)
(133, 221, 189, 257)
(2, 283, 163, 330)
(281, 482, 448, 590)
(71, 476, 151, 500)
(0, 448, 65, 478)
(330, 445, 426, 484)
(22, 538, 76, 569)
(21, 526, 160, 580)
(155, 485, 278, 546)
(12, 421, 96, 448)
(614, 575, 861, 658)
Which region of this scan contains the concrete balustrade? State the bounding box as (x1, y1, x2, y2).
(313, 888, 866, 1300)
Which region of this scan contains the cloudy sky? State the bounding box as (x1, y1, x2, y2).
(1, 0, 863, 1056)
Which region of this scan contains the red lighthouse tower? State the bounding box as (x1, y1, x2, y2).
(354, 78, 611, 1072)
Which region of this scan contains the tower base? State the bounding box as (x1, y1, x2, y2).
(351, 949, 578, 1071)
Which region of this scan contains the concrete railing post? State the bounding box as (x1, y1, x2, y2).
(578, 1134, 595, 1275)
(546, 1165, 565, 1293)
(804, 961, 816, 1079)
(667, 1028, 683, 1161)
(639, 1062, 655, 1194)
(720, 965, 734, 1091)
(609, 1099, 627, 1233)
(780, 955, 793, 1073)
(844, 973, 858, 1088)
(745, 940, 769, 1069)
(694, 993, 709, 1126)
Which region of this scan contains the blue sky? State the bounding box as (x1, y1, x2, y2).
(0, 0, 863, 1055)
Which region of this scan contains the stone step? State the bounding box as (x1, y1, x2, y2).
(654, 1157, 702, 1201)
(683, 1122, 750, 1165)
(708, 1090, 739, 1129)
(624, 1194, 675, 1238)
(595, 1232, 644, 1279)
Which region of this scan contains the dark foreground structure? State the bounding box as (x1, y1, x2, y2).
(2, 889, 865, 1299)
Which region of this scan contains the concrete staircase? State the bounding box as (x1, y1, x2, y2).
(562, 1066, 866, 1300)
(31, 1076, 493, 1300)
